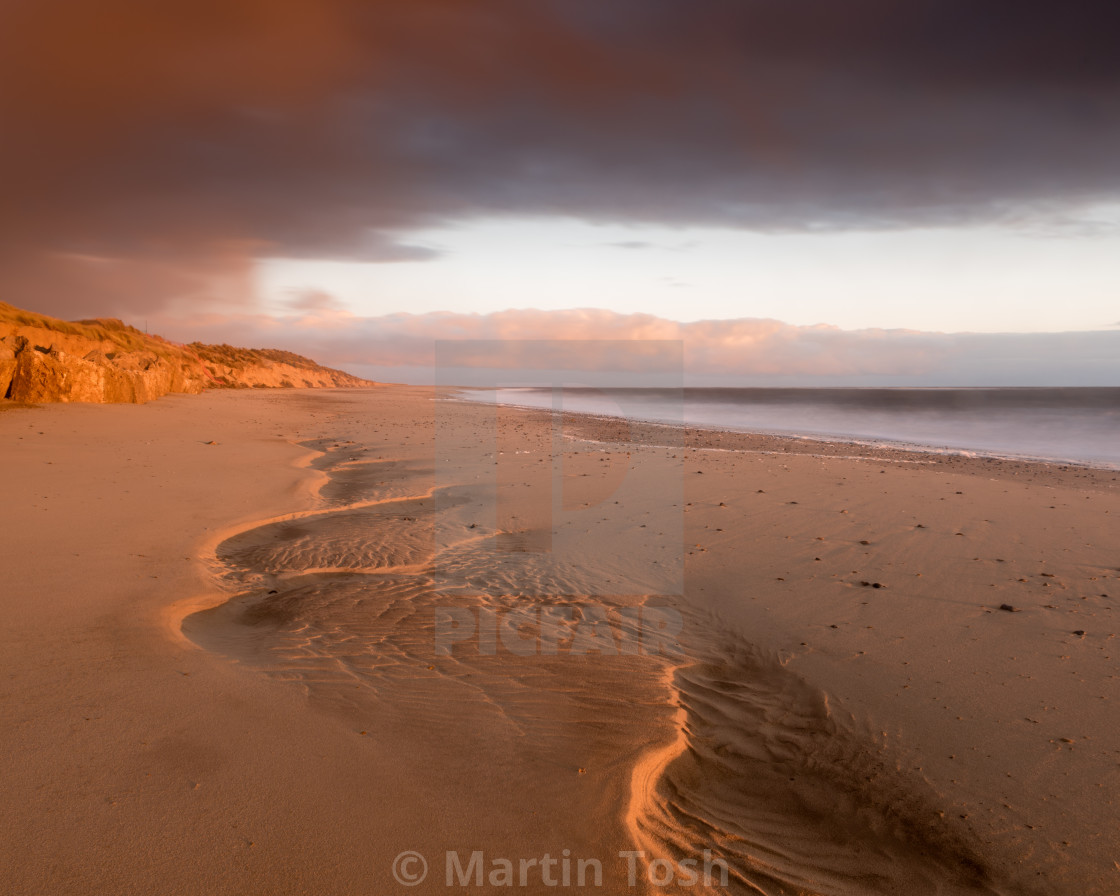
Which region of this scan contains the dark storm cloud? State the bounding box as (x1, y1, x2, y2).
(3, 0, 1120, 315)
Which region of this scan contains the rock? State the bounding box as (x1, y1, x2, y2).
(0, 343, 16, 399)
(9, 347, 76, 402)
(998, 604, 1019, 613)
(8, 344, 168, 403)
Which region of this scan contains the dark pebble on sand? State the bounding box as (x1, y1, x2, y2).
(999, 604, 1019, 613)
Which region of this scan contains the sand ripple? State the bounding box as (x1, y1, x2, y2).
(628, 641, 1006, 894)
(185, 436, 1019, 895)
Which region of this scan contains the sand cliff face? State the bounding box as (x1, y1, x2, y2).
(0, 303, 372, 404)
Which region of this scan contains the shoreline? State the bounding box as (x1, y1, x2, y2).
(441, 389, 1120, 492)
(443, 389, 1120, 474)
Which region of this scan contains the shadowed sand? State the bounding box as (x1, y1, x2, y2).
(2, 387, 1119, 894)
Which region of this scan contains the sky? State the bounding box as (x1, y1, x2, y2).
(3, 0, 1119, 384)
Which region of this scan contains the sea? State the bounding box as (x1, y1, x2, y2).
(461, 387, 1120, 469)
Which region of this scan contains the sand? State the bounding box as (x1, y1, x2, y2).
(2, 386, 1118, 895)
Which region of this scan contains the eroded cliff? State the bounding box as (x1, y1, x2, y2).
(0, 303, 373, 404)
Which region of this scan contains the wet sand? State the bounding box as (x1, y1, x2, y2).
(2, 386, 1119, 894)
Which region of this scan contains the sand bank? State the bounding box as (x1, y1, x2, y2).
(3, 386, 1118, 894)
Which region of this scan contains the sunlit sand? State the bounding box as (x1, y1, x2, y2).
(3, 387, 1119, 894)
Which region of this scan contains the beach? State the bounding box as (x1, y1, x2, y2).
(3, 386, 1119, 895)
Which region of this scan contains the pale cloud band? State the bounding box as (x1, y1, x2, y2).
(161, 308, 1120, 386)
